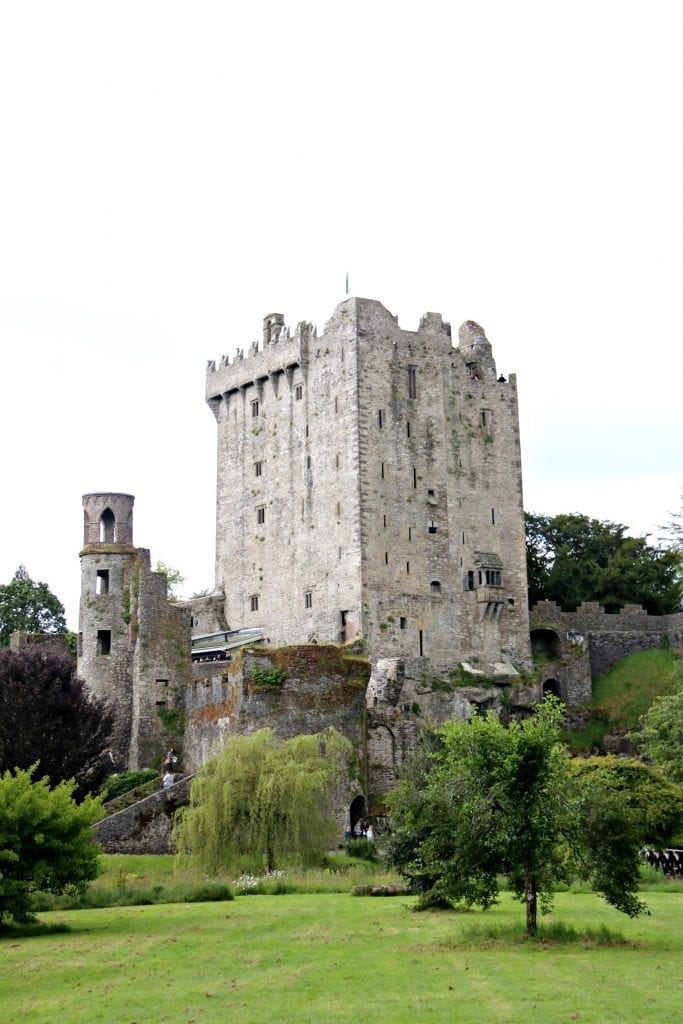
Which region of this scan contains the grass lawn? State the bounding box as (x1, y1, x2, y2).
(3, 891, 682, 1024)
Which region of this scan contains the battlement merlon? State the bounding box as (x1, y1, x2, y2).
(205, 298, 504, 406)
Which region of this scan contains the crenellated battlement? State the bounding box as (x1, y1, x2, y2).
(206, 315, 317, 402)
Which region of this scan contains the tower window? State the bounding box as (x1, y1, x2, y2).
(96, 570, 109, 595)
(413, 468, 417, 489)
(400, 617, 407, 629)
(250, 595, 259, 612)
(385, 552, 388, 565)
(381, 462, 384, 479)
(96, 630, 111, 656)
(295, 384, 303, 400)
(336, 502, 341, 517)
(304, 591, 313, 609)
(335, 453, 339, 469)
(378, 409, 384, 428)
(256, 506, 265, 525)
(254, 461, 262, 477)
(481, 409, 492, 427)
(251, 400, 259, 417)
(408, 527, 412, 540)
(430, 580, 441, 596)
(408, 366, 417, 399)
(466, 571, 475, 591)
(334, 396, 339, 414)
(428, 521, 437, 534)
(491, 508, 496, 525)
(99, 508, 116, 543)
(406, 561, 410, 574)
(406, 421, 411, 438)
(306, 455, 311, 469)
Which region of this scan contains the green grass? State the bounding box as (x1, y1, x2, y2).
(562, 647, 682, 752)
(3, 892, 682, 1023)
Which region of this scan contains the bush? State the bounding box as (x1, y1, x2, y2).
(102, 769, 159, 802)
(345, 838, 378, 862)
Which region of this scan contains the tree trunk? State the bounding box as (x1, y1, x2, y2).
(525, 876, 537, 936)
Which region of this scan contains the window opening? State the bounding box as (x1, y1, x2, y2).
(408, 527, 412, 540)
(381, 462, 384, 479)
(385, 552, 388, 565)
(408, 366, 417, 399)
(96, 630, 111, 655)
(378, 409, 383, 428)
(383, 514, 387, 528)
(491, 508, 495, 524)
(406, 421, 411, 438)
(428, 521, 437, 534)
(99, 508, 116, 543)
(304, 591, 313, 609)
(406, 561, 410, 574)
(419, 629, 424, 656)
(466, 571, 475, 591)
(334, 396, 338, 413)
(413, 468, 417, 489)
(430, 580, 441, 595)
(335, 453, 339, 469)
(306, 455, 311, 468)
(250, 595, 259, 612)
(295, 384, 303, 400)
(254, 461, 262, 477)
(400, 617, 407, 629)
(336, 502, 341, 517)
(256, 506, 265, 524)
(251, 399, 259, 417)
(96, 569, 109, 595)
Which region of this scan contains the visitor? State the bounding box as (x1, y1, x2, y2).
(366, 824, 375, 842)
(164, 748, 178, 772)
(162, 771, 175, 790)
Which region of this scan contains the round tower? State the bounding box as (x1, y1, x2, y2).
(78, 493, 137, 768)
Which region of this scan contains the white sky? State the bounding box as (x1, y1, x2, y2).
(0, 1, 681, 629)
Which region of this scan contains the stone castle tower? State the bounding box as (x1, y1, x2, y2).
(206, 297, 532, 673)
(78, 492, 192, 768)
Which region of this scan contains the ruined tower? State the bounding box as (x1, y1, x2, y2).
(78, 492, 192, 769)
(206, 297, 532, 674)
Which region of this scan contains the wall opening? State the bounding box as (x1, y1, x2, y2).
(96, 630, 111, 655)
(543, 678, 562, 700)
(349, 794, 367, 837)
(99, 509, 116, 543)
(95, 569, 109, 595)
(531, 629, 561, 661)
(430, 580, 441, 595)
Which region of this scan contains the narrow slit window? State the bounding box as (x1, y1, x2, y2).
(335, 502, 341, 517)
(256, 506, 265, 524)
(383, 514, 387, 528)
(491, 508, 495, 524)
(334, 396, 339, 413)
(413, 468, 417, 489)
(304, 591, 313, 609)
(381, 462, 384, 479)
(400, 617, 407, 629)
(406, 421, 411, 438)
(250, 595, 259, 612)
(254, 461, 262, 477)
(466, 571, 475, 591)
(408, 527, 412, 541)
(96, 569, 109, 595)
(378, 409, 383, 428)
(251, 399, 259, 417)
(406, 561, 410, 574)
(408, 366, 417, 399)
(295, 384, 303, 400)
(306, 455, 311, 468)
(419, 629, 424, 656)
(385, 552, 389, 565)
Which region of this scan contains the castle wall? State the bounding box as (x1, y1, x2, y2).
(207, 298, 532, 673)
(530, 601, 683, 678)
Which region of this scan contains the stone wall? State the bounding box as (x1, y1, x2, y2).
(96, 775, 194, 854)
(206, 298, 532, 674)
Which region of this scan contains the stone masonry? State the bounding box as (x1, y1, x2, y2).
(206, 298, 532, 674)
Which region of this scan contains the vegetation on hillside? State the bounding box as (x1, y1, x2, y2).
(561, 647, 683, 754)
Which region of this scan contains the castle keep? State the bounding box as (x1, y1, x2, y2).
(206, 297, 532, 673)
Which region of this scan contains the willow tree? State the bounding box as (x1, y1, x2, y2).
(173, 728, 351, 874)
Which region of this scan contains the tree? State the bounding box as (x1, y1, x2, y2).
(0, 565, 67, 647)
(0, 645, 113, 800)
(174, 727, 351, 874)
(570, 755, 683, 847)
(385, 699, 649, 935)
(525, 512, 682, 614)
(154, 561, 185, 600)
(630, 690, 683, 784)
(0, 766, 102, 925)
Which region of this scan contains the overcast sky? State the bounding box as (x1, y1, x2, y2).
(1, 2, 681, 629)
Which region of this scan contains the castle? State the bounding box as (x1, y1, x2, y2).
(77, 297, 681, 840)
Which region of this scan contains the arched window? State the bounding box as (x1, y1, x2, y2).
(99, 508, 116, 543)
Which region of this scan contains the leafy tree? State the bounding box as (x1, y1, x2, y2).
(0, 766, 102, 925)
(630, 690, 683, 784)
(385, 699, 649, 935)
(154, 561, 185, 600)
(174, 727, 351, 874)
(525, 512, 682, 613)
(0, 565, 67, 647)
(658, 490, 683, 552)
(0, 645, 113, 800)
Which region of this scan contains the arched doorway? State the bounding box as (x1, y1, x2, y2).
(542, 678, 562, 700)
(530, 628, 561, 661)
(349, 794, 367, 839)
